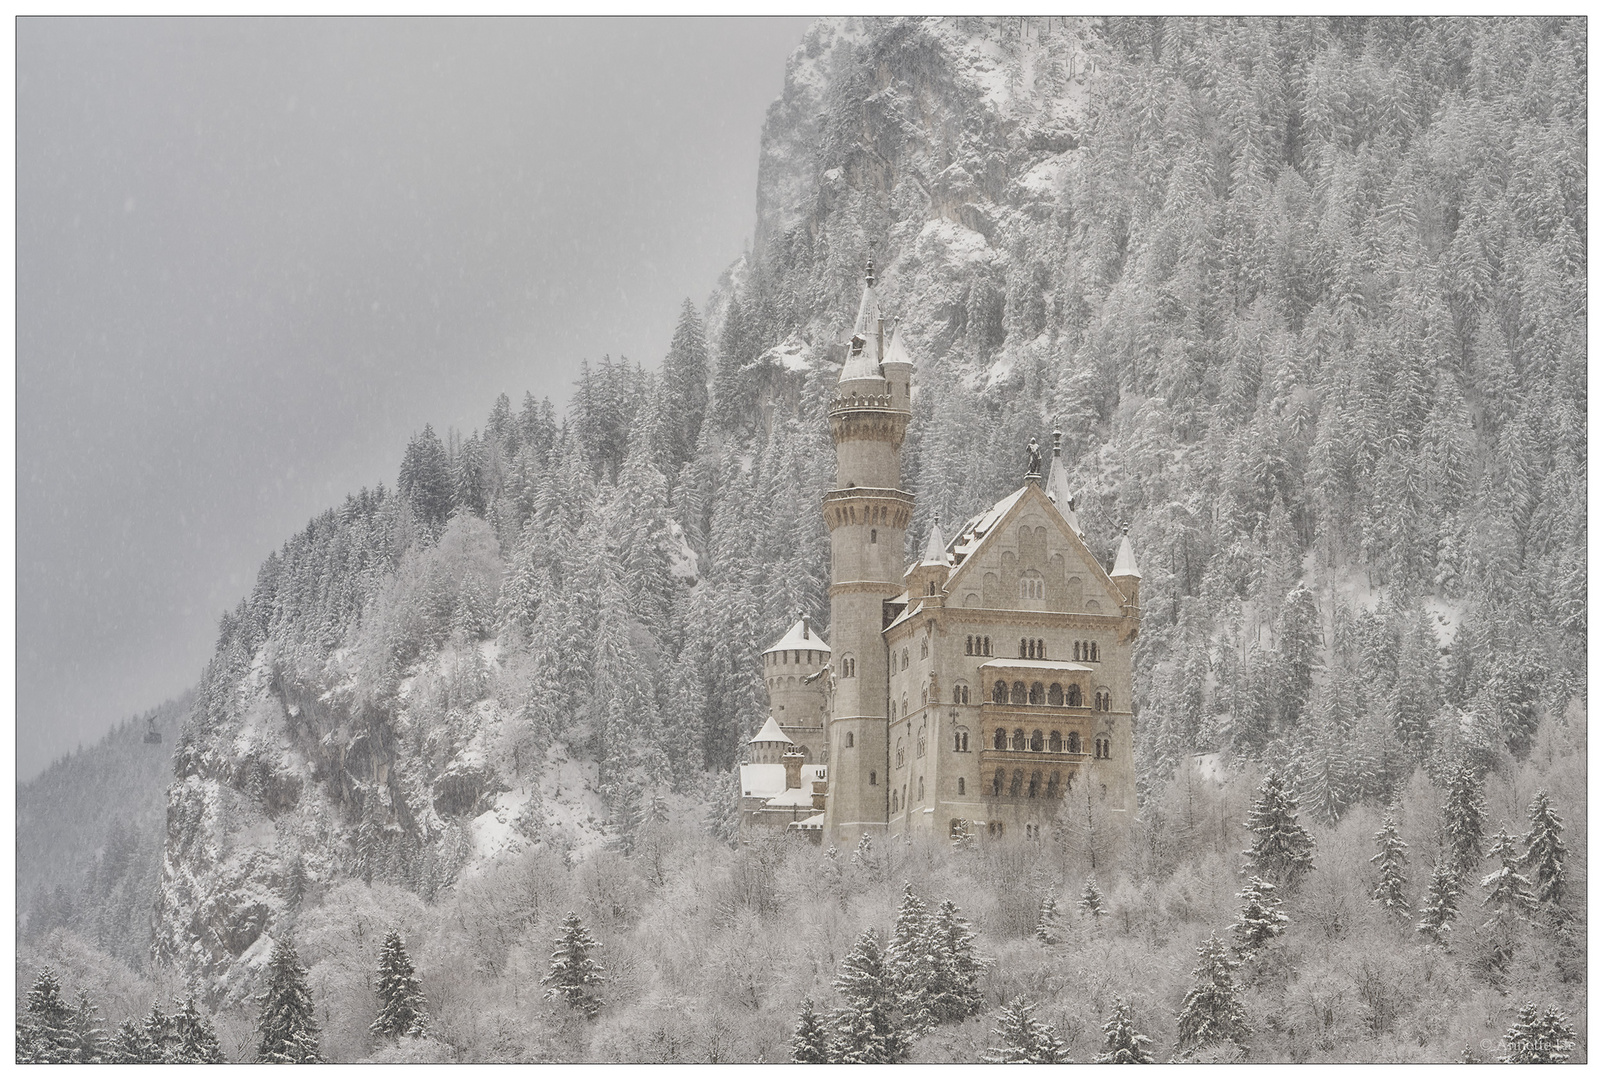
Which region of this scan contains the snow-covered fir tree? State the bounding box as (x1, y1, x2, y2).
(886, 883, 937, 1033)
(828, 928, 910, 1064)
(1417, 857, 1460, 945)
(1480, 829, 1534, 919)
(1034, 889, 1064, 944)
(1096, 997, 1155, 1064)
(67, 989, 106, 1064)
(371, 929, 429, 1039)
(926, 900, 986, 1024)
(1442, 764, 1487, 877)
(1370, 816, 1411, 917)
(790, 999, 829, 1063)
(108, 1016, 155, 1064)
(984, 997, 1069, 1064)
(1229, 877, 1288, 960)
(255, 938, 324, 1063)
(172, 996, 225, 1064)
(1241, 773, 1315, 886)
(1501, 1003, 1577, 1064)
(542, 913, 606, 1020)
(1175, 933, 1252, 1055)
(1520, 790, 1566, 910)
(1078, 876, 1106, 920)
(18, 969, 77, 1063)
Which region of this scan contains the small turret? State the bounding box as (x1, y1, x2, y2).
(907, 513, 950, 600)
(838, 251, 887, 389)
(1112, 523, 1141, 615)
(1045, 425, 1082, 536)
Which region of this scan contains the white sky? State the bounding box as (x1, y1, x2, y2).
(17, 16, 812, 778)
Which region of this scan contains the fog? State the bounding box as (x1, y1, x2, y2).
(17, 16, 811, 778)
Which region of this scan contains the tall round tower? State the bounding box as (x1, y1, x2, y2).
(821, 255, 913, 845)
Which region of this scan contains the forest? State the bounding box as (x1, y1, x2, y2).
(17, 15, 1586, 1062)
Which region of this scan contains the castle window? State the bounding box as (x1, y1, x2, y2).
(983, 636, 991, 656)
(1011, 681, 1027, 705)
(896, 738, 904, 768)
(1069, 732, 1081, 754)
(993, 728, 1006, 750)
(957, 777, 966, 796)
(902, 648, 910, 669)
(1020, 574, 1044, 601)
(992, 769, 1004, 796)
(871, 529, 878, 545)
(920, 640, 929, 659)
(1074, 641, 1081, 661)
(993, 681, 1008, 704)
(1010, 769, 1023, 797)
(1067, 684, 1082, 707)
(1091, 642, 1099, 661)
(1012, 728, 1026, 751)
(1048, 683, 1064, 706)
(1030, 729, 1043, 752)
(959, 728, 970, 751)
(1037, 639, 1045, 658)
(951, 818, 963, 838)
(928, 582, 936, 595)
(841, 655, 856, 678)
(845, 732, 855, 748)
(1049, 730, 1062, 753)
(1025, 823, 1039, 840)
(891, 789, 898, 812)
(918, 776, 925, 802)
(965, 635, 973, 655)
(917, 725, 927, 757)
(1029, 682, 1045, 705)
(1046, 772, 1060, 799)
(869, 770, 876, 785)
(1028, 771, 1041, 798)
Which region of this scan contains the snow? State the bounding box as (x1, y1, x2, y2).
(764, 616, 830, 655)
(664, 518, 700, 582)
(751, 717, 793, 745)
(915, 218, 992, 268)
(760, 331, 813, 374)
(466, 786, 536, 869)
(980, 658, 1095, 674)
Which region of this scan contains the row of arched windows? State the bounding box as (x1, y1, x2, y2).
(1095, 735, 1111, 759)
(1019, 638, 1046, 659)
(1074, 641, 1100, 662)
(839, 656, 857, 678)
(993, 727, 1091, 754)
(964, 636, 993, 656)
(992, 680, 1083, 707)
(1019, 575, 1045, 600)
(952, 684, 971, 705)
(991, 767, 1073, 799)
(953, 728, 970, 752)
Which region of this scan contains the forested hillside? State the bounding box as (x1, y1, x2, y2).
(19, 16, 1584, 1062)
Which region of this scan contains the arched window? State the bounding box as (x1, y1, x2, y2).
(1029, 682, 1045, 705)
(869, 770, 877, 785)
(1028, 771, 1041, 798)
(954, 727, 969, 752)
(870, 528, 877, 545)
(1047, 772, 1060, 799)
(1019, 637, 1028, 658)
(983, 637, 991, 656)
(901, 693, 909, 717)
(902, 647, 910, 669)
(896, 738, 905, 768)
(1010, 769, 1023, 797)
(917, 726, 927, 757)
(992, 769, 1004, 797)
(1049, 730, 1062, 753)
(841, 655, 856, 678)
(1037, 639, 1045, 658)
(1067, 684, 1082, 707)
(1048, 683, 1064, 706)
(1012, 681, 1027, 705)
(1074, 641, 1081, 661)
(1030, 729, 1044, 752)
(891, 789, 898, 812)
(1020, 574, 1044, 601)
(965, 635, 973, 655)
(958, 777, 966, 796)
(845, 732, 855, 748)
(960, 728, 970, 751)
(1068, 731, 1081, 754)
(1012, 728, 1026, 751)
(918, 776, 925, 802)
(994, 728, 1006, 750)
(921, 687, 928, 706)
(993, 681, 1009, 704)
(920, 640, 929, 659)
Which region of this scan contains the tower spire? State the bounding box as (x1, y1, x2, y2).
(1045, 419, 1082, 535)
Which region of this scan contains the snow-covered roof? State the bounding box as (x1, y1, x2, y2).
(944, 487, 1028, 567)
(1112, 533, 1141, 579)
(787, 812, 825, 830)
(883, 319, 912, 368)
(980, 658, 1096, 674)
(921, 516, 948, 564)
(839, 265, 886, 385)
(740, 762, 826, 800)
(751, 717, 793, 745)
(1044, 435, 1081, 536)
(885, 598, 923, 633)
(764, 616, 830, 655)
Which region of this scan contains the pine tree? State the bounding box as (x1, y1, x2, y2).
(1417, 857, 1459, 944)
(141, 1003, 175, 1063)
(543, 912, 606, 1020)
(69, 989, 106, 1063)
(1370, 815, 1411, 917)
(927, 900, 986, 1024)
(1229, 877, 1289, 959)
(660, 299, 711, 475)
(108, 1016, 156, 1064)
(790, 998, 829, 1063)
(1481, 828, 1534, 919)
(1442, 763, 1486, 877)
(886, 882, 937, 1033)
(18, 968, 77, 1063)
(1096, 997, 1155, 1064)
(1241, 773, 1315, 886)
(371, 929, 429, 1039)
(1520, 789, 1566, 909)
(173, 996, 225, 1064)
(828, 927, 910, 1064)
(984, 997, 1070, 1063)
(254, 938, 324, 1063)
(1078, 876, 1106, 919)
(1501, 1002, 1578, 1063)
(1175, 932, 1251, 1054)
(1035, 889, 1064, 944)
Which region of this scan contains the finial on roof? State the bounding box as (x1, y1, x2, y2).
(801, 612, 811, 639)
(1052, 419, 1063, 457)
(922, 512, 947, 563)
(865, 242, 877, 287)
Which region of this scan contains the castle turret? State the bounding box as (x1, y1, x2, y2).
(761, 615, 830, 762)
(1112, 526, 1142, 617)
(905, 514, 949, 601)
(1044, 426, 1082, 536)
(822, 253, 912, 844)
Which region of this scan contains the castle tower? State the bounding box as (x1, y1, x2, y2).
(760, 615, 831, 763)
(821, 254, 913, 845)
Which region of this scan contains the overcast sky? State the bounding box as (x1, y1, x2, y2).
(17, 16, 812, 779)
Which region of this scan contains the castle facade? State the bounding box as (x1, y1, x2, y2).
(740, 261, 1140, 845)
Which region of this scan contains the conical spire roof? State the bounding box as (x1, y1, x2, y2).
(1112, 530, 1141, 579)
(838, 253, 885, 385)
(751, 717, 793, 745)
(882, 318, 912, 367)
(1044, 428, 1081, 535)
(921, 514, 948, 564)
(763, 615, 831, 655)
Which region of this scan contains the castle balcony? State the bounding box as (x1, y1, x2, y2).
(822, 487, 915, 531)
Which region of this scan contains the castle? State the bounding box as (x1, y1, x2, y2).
(739, 259, 1140, 846)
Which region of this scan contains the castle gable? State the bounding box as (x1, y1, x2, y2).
(941, 484, 1128, 614)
